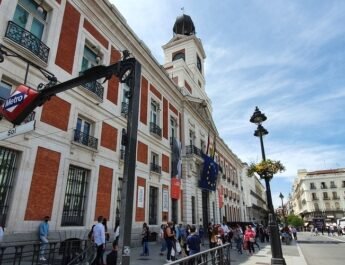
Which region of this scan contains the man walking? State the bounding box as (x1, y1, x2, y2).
(93, 216, 106, 265)
(187, 225, 201, 265)
(38, 216, 49, 261)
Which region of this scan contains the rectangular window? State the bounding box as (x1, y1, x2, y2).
(332, 192, 338, 199)
(191, 196, 196, 224)
(81, 46, 99, 72)
(13, 0, 47, 40)
(149, 186, 158, 225)
(312, 193, 317, 200)
(330, 181, 336, 188)
(150, 152, 161, 173)
(121, 84, 130, 117)
(73, 116, 98, 149)
(170, 117, 177, 144)
(0, 147, 18, 227)
(310, 183, 315, 189)
(61, 166, 88, 226)
(200, 139, 205, 154)
(150, 101, 159, 125)
(321, 182, 327, 189)
(323, 192, 328, 199)
(0, 80, 13, 102)
(189, 130, 195, 146)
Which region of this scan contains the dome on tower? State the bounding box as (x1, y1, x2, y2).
(173, 14, 195, 36)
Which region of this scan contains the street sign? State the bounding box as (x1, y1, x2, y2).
(0, 120, 35, 141)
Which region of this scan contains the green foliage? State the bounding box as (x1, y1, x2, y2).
(247, 159, 285, 179)
(287, 214, 304, 227)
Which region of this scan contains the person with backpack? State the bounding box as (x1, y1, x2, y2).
(140, 223, 150, 256)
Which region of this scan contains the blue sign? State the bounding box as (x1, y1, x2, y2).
(3, 92, 26, 110)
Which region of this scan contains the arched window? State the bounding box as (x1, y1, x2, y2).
(172, 52, 185, 61)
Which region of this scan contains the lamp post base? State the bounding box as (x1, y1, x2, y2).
(271, 258, 287, 265)
(268, 214, 286, 265)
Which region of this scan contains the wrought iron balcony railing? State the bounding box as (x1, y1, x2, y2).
(5, 21, 50, 63)
(310, 186, 316, 189)
(323, 197, 330, 200)
(330, 185, 337, 189)
(312, 197, 319, 201)
(332, 196, 340, 200)
(121, 101, 128, 117)
(73, 130, 98, 149)
(80, 79, 104, 101)
(150, 122, 162, 137)
(185, 145, 203, 157)
(150, 163, 161, 174)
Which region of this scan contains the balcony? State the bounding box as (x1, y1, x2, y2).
(323, 197, 330, 200)
(332, 196, 340, 200)
(150, 163, 161, 174)
(185, 145, 203, 158)
(80, 79, 104, 101)
(310, 186, 316, 190)
(330, 184, 337, 189)
(312, 197, 319, 201)
(5, 21, 50, 63)
(320, 185, 327, 189)
(73, 130, 98, 149)
(121, 102, 128, 117)
(150, 122, 162, 137)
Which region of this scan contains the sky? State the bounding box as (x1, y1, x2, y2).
(111, 0, 345, 208)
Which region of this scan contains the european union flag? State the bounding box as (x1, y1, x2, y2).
(199, 154, 218, 191)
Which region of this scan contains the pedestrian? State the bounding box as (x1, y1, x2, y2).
(207, 222, 213, 246)
(209, 226, 218, 248)
(251, 225, 260, 250)
(140, 223, 150, 256)
(291, 227, 297, 240)
(106, 240, 118, 265)
(114, 221, 120, 246)
(244, 225, 255, 255)
(159, 224, 167, 256)
(0, 225, 4, 243)
(165, 221, 176, 262)
(38, 216, 49, 261)
(198, 225, 204, 246)
(102, 218, 110, 242)
(233, 224, 243, 254)
(93, 216, 106, 265)
(187, 225, 201, 264)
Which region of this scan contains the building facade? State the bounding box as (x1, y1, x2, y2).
(242, 165, 268, 224)
(292, 169, 345, 226)
(0, 0, 245, 244)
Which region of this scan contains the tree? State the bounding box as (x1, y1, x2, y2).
(287, 214, 304, 227)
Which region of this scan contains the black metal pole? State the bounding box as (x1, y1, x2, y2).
(258, 129, 286, 265)
(118, 60, 141, 265)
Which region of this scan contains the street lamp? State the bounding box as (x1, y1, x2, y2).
(279, 192, 285, 225)
(250, 106, 286, 265)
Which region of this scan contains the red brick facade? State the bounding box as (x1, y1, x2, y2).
(163, 97, 168, 139)
(135, 177, 146, 222)
(184, 81, 192, 94)
(140, 77, 148, 125)
(137, 141, 148, 164)
(25, 147, 61, 220)
(94, 165, 113, 220)
(169, 103, 178, 115)
(40, 96, 71, 131)
(55, 2, 80, 74)
(162, 154, 170, 173)
(107, 46, 121, 105)
(100, 122, 118, 151)
(83, 20, 109, 49)
(150, 84, 162, 100)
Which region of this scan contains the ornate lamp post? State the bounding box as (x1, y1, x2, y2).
(279, 192, 285, 225)
(250, 106, 286, 265)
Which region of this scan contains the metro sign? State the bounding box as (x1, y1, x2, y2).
(0, 85, 39, 124)
(3, 91, 28, 111)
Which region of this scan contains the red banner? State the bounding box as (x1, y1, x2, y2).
(218, 186, 223, 208)
(171, 178, 181, 199)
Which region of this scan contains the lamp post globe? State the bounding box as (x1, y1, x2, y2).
(250, 107, 286, 265)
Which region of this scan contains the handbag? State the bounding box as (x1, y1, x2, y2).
(171, 247, 175, 257)
(176, 241, 182, 253)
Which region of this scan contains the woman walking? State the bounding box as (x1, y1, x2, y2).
(244, 225, 255, 255)
(141, 223, 150, 256)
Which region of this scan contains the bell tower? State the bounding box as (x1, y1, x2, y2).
(163, 13, 207, 100)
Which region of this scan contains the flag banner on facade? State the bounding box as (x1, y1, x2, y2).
(171, 137, 182, 178)
(171, 177, 181, 199)
(218, 186, 223, 208)
(199, 154, 218, 191)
